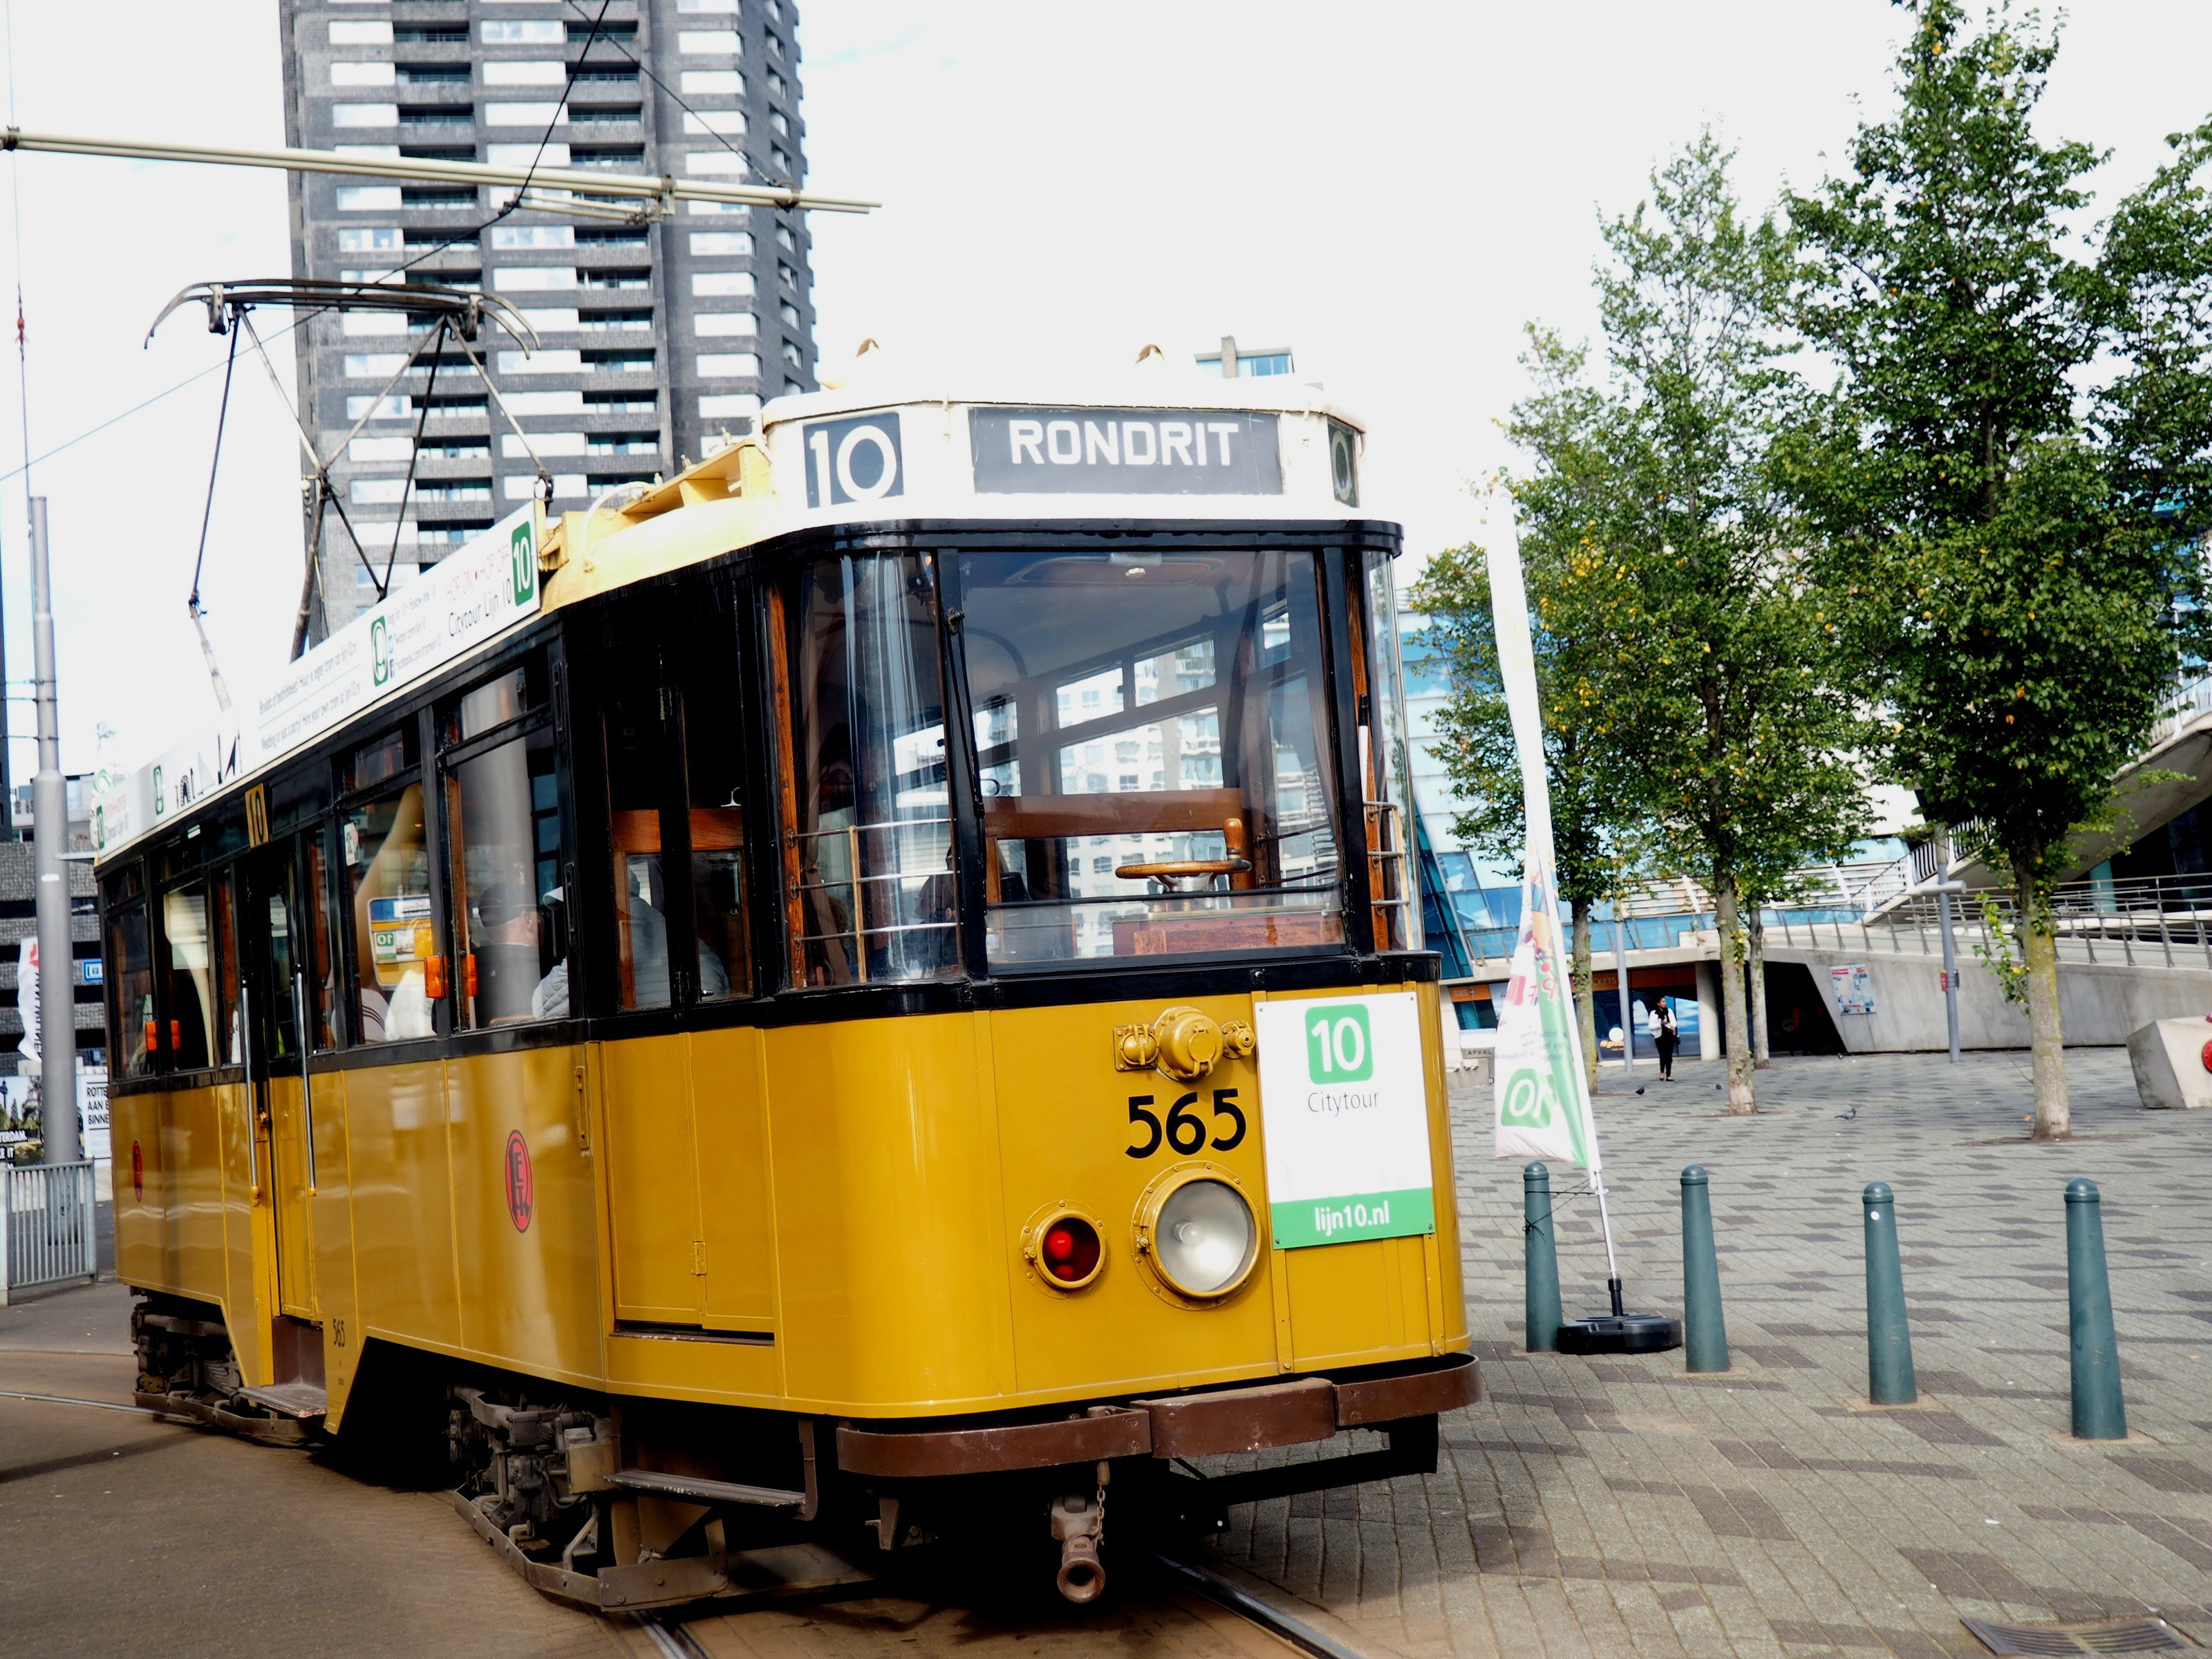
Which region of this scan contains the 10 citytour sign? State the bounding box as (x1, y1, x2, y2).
(1255, 991, 1435, 1249)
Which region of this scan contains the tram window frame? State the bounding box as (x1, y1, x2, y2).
(102, 861, 157, 1081)
(437, 651, 575, 1031)
(154, 866, 239, 1074)
(594, 598, 754, 1015)
(298, 821, 348, 1052)
(336, 706, 450, 1047)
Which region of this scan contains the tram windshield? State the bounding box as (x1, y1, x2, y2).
(957, 548, 1344, 965)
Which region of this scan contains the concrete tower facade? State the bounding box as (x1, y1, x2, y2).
(275, 0, 816, 639)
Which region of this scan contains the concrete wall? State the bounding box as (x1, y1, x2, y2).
(1765, 945, 2212, 1052)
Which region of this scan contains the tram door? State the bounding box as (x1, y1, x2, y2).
(241, 845, 318, 1322)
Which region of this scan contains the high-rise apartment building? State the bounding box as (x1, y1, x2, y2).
(276, 0, 816, 639)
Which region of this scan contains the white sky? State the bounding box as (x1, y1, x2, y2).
(2, 1, 2209, 785)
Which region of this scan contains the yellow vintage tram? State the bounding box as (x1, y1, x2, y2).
(95, 372, 1474, 1608)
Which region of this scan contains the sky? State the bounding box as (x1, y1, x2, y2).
(2, 1, 2211, 788)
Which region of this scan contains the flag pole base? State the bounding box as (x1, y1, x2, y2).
(1557, 1313, 1682, 1354)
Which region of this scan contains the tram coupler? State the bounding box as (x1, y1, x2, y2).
(1050, 1488, 1106, 1604)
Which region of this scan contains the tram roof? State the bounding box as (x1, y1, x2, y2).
(88, 378, 1382, 867)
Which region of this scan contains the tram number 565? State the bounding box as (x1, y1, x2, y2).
(1126, 1089, 1246, 1158)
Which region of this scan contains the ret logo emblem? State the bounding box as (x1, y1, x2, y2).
(504, 1130, 534, 1232)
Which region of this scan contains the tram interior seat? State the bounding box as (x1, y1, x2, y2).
(983, 787, 1333, 959)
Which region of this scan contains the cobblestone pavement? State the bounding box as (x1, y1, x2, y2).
(1208, 1048, 2212, 1658)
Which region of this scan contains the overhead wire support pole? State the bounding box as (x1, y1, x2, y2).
(27, 496, 73, 1164)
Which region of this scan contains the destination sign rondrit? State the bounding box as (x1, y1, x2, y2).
(968, 407, 1282, 496)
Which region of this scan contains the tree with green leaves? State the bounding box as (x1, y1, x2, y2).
(1541, 136, 1871, 1115)
(1786, 0, 2212, 1139)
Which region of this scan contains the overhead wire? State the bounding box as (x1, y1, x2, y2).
(558, 0, 771, 183)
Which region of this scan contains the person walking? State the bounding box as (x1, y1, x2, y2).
(1651, 997, 1680, 1082)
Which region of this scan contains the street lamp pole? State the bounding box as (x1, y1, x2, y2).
(30, 497, 76, 1162)
(1931, 878, 1967, 1065)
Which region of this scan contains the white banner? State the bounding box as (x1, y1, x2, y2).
(1485, 525, 1602, 1172)
(93, 504, 542, 855)
(15, 935, 36, 1065)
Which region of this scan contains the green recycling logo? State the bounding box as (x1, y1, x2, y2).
(1500, 1067, 1559, 1129)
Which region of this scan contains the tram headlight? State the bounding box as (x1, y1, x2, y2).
(1147, 1178, 1257, 1300)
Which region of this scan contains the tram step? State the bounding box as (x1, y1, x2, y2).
(238, 1381, 328, 1419)
(610, 1469, 806, 1510)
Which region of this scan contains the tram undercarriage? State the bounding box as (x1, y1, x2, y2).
(132, 1288, 1472, 1611)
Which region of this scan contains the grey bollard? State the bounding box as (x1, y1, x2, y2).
(1862, 1181, 1918, 1405)
(1680, 1165, 1729, 1372)
(1524, 1163, 1563, 1353)
(2065, 1178, 2128, 1440)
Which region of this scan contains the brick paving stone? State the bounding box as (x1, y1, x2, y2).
(1206, 1049, 2212, 1657)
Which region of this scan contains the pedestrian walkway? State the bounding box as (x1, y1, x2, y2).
(1209, 1049, 2212, 1658)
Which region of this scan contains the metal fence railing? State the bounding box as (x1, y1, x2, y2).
(1, 1159, 98, 1302)
(1461, 870, 2212, 977)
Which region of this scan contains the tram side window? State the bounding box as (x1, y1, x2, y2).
(682, 626, 751, 1001)
(1358, 547, 1422, 953)
(774, 555, 956, 987)
(303, 832, 344, 1050)
(450, 724, 570, 1027)
(104, 887, 156, 1080)
(158, 876, 237, 1070)
(605, 690, 680, 1011)
(343, 785, 440, 1042)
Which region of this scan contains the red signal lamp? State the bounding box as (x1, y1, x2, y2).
(1036, 1215, 1101, 1287)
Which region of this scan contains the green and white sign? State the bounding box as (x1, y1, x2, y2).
(91, 505, 543, 856)
(1255, 991, 1435, 1249)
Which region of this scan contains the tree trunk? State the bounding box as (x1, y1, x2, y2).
(2014, 852, 2070, 1140)
(1750, 910, 1771, 1069)
(1571, 894, 1598, 1093)
(1716, 872, 1756, 1114)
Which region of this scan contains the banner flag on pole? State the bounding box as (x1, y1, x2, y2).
(1485, 523, 1602, 1172)
(16, 935, 37, 1065)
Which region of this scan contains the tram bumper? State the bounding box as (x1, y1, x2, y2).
(833, 1351, 1477, 1478)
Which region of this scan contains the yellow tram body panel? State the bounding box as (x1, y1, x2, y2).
(112, 981, 1465, 1425)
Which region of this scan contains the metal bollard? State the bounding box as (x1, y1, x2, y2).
(1524, 1162, 1563, 1353)
(2065, 1178, 2128, 1441)
(1862, 1181, 1918, 1405)
(1680, 1165, 1729, 1372)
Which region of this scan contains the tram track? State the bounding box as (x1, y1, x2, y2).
(11, 1386, 1370, 1657)
(636, 1547, 1369, 1659)
(0, 1387, 156, 1416)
